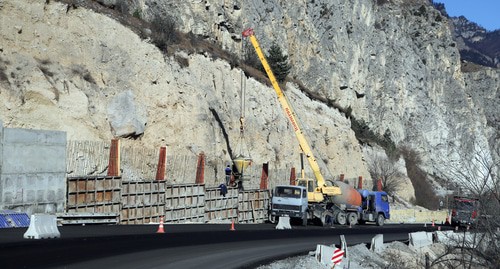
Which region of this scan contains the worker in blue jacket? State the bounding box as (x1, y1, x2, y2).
(219, 183, 228, 197)
(225, 165, 232, 186)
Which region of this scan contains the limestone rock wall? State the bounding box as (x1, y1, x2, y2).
(134, 0, 498, 179)
(0, 0, 497, 191)
(0, 0, 369, 188)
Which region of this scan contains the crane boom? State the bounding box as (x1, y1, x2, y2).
(242, 28, 339, 201)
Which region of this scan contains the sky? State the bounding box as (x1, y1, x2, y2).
(434, 0, 500, 31)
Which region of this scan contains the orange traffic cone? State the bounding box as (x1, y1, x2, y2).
(432, 219, 435, 227)
(157, 216, 165, 233)
(230, 219, 235, 231)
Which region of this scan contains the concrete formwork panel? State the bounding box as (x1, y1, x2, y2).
(0, 125, 66, 214)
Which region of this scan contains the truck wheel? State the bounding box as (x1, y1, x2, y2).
(376, 214, 385, 226)
(269, 215, 276, 224)
(321, 211, 333, 226)
(336, 212, 347, 225)
(347, 212, 358, 226)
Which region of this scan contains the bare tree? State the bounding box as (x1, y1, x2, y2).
(367, 152, 405, 196)
(433, 145, 500, 269)
(150, 12, 178, 52)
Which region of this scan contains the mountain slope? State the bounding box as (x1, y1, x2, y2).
(0, 0, 498, 205)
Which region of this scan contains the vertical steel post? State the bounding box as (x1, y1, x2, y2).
(155, 146, 167, 181)
(358, 176, 363, 189)
(260, 162, 269, 190)
(195, 152, 205, 184)
(107, 138, 120, 177)
(289, 167, 296, 185)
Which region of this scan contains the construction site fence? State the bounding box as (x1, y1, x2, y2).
(66, 176, 270, 225)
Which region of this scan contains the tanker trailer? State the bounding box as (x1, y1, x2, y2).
(328, 181, 362, 225)
(308, 181, 390, 226)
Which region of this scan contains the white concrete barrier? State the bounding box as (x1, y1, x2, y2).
(23, 214, 60, 239)
(315, 244, 335, 268)
(275, 215, 292, 230)
(433, 230, 454, 244)
(409, 231, 432, 249)
(370, 234, 384, 252)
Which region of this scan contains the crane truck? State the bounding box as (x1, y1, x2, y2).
(242, 28, 390, 226)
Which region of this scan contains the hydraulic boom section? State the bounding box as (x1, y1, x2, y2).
(242, 28, 341, 203)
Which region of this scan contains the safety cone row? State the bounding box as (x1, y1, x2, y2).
(230, 219, 235, 231)
(157, 216, 165, 233)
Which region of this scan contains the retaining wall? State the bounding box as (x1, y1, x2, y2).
(388, 208, 448, 224)
(0, 121, 67, 214)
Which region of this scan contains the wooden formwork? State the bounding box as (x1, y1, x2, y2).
(238, 190, 270, 223)
(164, 184, 205, 223)
(204, 187, 238, 222)
(120, 181, 166, 224)
(66, 176, 121, 213)
(65, 176, 271, 224)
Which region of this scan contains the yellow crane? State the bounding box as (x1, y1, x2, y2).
(242, 28, 341, 203)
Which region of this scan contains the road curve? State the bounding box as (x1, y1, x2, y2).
(0, 223, 441, 268)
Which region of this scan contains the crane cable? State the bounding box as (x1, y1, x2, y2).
(237, 35, 250, 159)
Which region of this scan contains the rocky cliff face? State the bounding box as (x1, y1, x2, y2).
(0, 0, 497, 197)
(134, 0, 498, 181)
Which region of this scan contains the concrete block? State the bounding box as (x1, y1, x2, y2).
(2, 128, 66, 174)
(27, 190, 36, 202)
(4, 191, 13, 204)
(370, 234, 384, 252)
(24, 214, 60, 239)
(433, 230, 454, 244)
(1, 126, 66, 213)
(37, 190, 45, 202)
(315, 244, 336, 268)
(47, 190, 55, 202)
(409, 231, 433, 249)
(276, 215, 292, 229)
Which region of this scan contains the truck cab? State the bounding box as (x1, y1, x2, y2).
(269, 185, 309, 226)
(450, 196, 479, 227)
(359, 190, 390, 226)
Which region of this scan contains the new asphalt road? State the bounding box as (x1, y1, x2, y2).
(0, 223, 442, 268)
